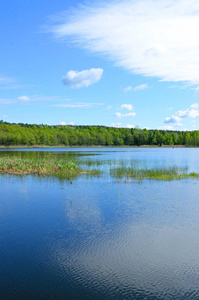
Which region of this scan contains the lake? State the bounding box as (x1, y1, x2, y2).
(1, 147, 199, 299)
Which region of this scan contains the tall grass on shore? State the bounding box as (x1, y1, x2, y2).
(0, 156, 99, 179)
(110, 166, 199, 180)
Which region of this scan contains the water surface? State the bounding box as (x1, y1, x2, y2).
(1, 147, 199, 299)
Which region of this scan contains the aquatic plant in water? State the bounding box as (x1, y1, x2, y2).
(110, 166, 199, 180)
(0, 156, 99, 179)
(0, 155, 198, 180)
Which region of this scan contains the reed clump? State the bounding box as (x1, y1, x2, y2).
(110, 167, 199, 180)
(0, 156, 99, 179)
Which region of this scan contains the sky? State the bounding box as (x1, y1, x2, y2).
(1, 0, 199, 130)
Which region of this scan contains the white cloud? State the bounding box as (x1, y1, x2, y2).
(111, 123, 135, 128)
(106, 105, 112, 110)
(69, 122, 75, 125)
(164, 115, 182, 125)
(195, 87, 199, 96)
(133, 84, 148, 91)
(124, 112, 136, 117)
(111, 123, 122, 127)
(62, 68, 103, 88)
(121, 104, 133, 111)
(60, 121, 66, 125)
(2, 115, 8, 119)
(114, 112, 136, 118)
(159, 125, 174, 130)
(123, 86, 132, 93)
(18, 96, 30, 101)
(176, 103, 199, 118)
(114, 112, 122, 118)
(52, 102, 103, 108)
(164, 103, 199, 125)
(49, 0, 199, 84)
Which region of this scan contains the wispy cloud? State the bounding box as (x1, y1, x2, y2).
(0, 98, 16, 104)
(30, 95, 71, 102)
(0, 77, 13, 85)
(195, 87, 199, 96)
(0, 95, 71, 105)
(111, 123, 122, 127)
(106, 105, 112, 110)
(120, 104, 133, 111)
(114, 112, 136, 118)
(133, 84, 148, 91)
(60, 121, 75, 126)
(0, 77, 22, 90)
(62, 68, 103, 88)
(50, 0, 199, 84)
(159, 125, 174, 130)
(18, 96, 30, 101)
(123, 84, 148, 93)
(164, 103, 199, 125)
(123, 86, 132, 93)
(52, 102, 104, 108)
(111, 123, 135, 128)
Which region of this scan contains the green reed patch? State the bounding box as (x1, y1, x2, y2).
(0, 156, 99, 179)
(110, 167, 199, 180)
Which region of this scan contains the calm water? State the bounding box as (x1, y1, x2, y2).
(1, 147, 199, 299)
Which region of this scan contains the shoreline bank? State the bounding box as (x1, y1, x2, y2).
(0, 144, 194, 149)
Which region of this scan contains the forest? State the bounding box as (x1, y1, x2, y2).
(0, 121, 198, 146)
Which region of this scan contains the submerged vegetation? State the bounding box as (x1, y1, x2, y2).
(0, 156, 99, 179)
(111, 167, 199, 180)
(1, 121, 199, 147)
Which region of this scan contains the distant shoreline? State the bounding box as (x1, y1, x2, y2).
(0, 144, 195, 149)
(0, 122, 198, 148)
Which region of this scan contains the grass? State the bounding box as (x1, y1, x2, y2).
(0, 156, 100, 179)
(110, 166, 199, 180)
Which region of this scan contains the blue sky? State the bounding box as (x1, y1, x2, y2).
(1, 0, 199, 130)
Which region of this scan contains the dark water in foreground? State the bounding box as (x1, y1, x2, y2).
(1, 148, 199, 299)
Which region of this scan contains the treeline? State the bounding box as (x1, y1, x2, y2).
(0, 121, 198, 146)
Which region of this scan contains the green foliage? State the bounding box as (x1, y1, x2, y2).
(0, 121, 198, 146)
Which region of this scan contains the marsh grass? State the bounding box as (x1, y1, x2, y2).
(0, 156, 99, 179)
(1, 155, 198, 181)
(110, 167, 199, 180)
